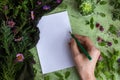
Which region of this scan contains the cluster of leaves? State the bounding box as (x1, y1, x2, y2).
(86, 18, 119, 47)
(95, 49, 120, 80)
(96, 0, 107, 17)
(108, 24, 119, 44)
(54, 71, 70, 80)
(80, 1, 120, 80)
(109, 0, 120, 20)
(96, 24, 119, 47)
(108, 24, 118, 35)
(0, 21, 35, 80)
(44, 71, 70, 80)
(85, 17, 94, 29)
(0, 0, 62, 80)
(97, 12, 106, 17)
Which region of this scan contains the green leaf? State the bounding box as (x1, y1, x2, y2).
(65, 71, 70, 79)
(58, 78, 64, 80)
(90, 17, 94, 23)
(85, 20, 90, 25)
(113, 39, 118, 44)
(90, 23, 94, 29)
(54, 72, 63, 78)
(99, 12, 106, 17)
(96, 0, 101, 4)
(90, 17, 94, 29)
(14, 8, 19, 17)
(98, 42, 106, 46)
(99, 1, 107, 5)
(104, 71, 112, 79)
(30, 0, 34, 8)
(44, 76, 50, 80)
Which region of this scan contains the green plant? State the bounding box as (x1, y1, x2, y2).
(78, 0, 95, 16)
(0, 0, 62, 80)
(109, 0, 120, 20)
(95, 49, 120, 80)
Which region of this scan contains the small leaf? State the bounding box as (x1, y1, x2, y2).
(99, 1, 107, 5)
(54, 72, 63, 78)
(98, 42, 106, 46)
(90, 17, 94, 29)
(90, 17, 94, 23)
(113, 39, 118, 44)
(96, 0, 101, 4)
(44, 76, 50, 80)
(99, 13, 106, 17)
(85, 20, 90, 25)
(65, 71, 70, 79)
(90, 23, 94, 29)
(58, 78, 64, 80)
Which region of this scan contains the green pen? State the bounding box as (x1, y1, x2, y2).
(71, 33, 92, 60)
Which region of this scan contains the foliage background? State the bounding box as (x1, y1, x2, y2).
(0, 0, 62, 80)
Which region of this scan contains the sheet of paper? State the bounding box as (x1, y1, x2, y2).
(36, 11, 75, 74)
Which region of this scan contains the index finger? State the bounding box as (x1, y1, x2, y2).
(74, 34, 94, 50)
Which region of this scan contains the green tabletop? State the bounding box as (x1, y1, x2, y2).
(30, 0, 120, 80)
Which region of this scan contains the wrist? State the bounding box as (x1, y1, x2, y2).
(79, 71, 96, 80)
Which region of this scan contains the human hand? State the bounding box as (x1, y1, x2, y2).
(69, 34, 100, 80)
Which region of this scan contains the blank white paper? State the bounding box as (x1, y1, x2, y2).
(36, 11, 75, 74)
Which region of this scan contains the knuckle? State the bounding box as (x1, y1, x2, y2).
(75, 34, 80, 38)
(83, 36, 89, 40)
(73, 52, 80, 58)
(74, 54, 80, 60)
(96, 48, 101, 54)
(93, 47, 101, 54)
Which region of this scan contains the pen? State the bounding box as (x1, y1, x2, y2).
(71, 33, 92, 60)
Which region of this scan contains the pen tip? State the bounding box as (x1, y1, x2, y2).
(88, 56, 92, 60)
(69, 31, 71, 34)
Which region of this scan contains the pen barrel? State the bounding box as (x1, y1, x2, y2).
(71, 34, 92, 60)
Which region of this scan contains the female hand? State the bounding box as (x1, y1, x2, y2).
(69, 34, 100, 80)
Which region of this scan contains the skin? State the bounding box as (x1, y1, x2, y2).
(69, 34, 100, 80)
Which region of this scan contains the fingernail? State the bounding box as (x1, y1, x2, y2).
(69, 38, 74, 45)
(68, 40, 71, 45)
(68, 38, 73, 45)
(71, 38, 74, 42)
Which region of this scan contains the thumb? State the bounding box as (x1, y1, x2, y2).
(70, 38, 81, 57)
